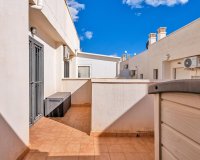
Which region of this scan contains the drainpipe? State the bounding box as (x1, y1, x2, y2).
(31, 0, 44, 10)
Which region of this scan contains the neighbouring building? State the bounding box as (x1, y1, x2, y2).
(69, 52, 120, 78)
(120, 18, 200, 80)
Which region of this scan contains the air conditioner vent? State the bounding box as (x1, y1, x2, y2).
(184, 56, 200, 69)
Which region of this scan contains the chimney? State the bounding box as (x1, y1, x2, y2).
(148, 33, 157, 45)
(157, 27, 167, 40)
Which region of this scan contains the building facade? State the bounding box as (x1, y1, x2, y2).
(0, 0, 120, 159)
(120, 18, 200, 80)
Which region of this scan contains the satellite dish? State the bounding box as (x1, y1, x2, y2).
(184, 58, 192, 68)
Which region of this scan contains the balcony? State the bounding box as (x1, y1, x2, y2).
(23, 79, 155, 160)
(24, 105, 154, 160)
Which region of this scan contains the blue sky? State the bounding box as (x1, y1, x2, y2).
(67, 0, 200, 57)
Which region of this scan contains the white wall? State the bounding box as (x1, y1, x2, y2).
(91, 79, 154, 134)
(32, 0, 80, 52)
(0, 1, 29, 159)
(61, 79, 92, 105)
(75, 54, 120, 78)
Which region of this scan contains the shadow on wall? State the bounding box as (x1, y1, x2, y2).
(61, 79, 92, 105)
(0, 114, 28, 160)
(91, 82, 154, 136)
(99, 95, 154, 136)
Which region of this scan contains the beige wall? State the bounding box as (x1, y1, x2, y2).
(29, 0, 81, 97)
(121, 18, 200, 80)
(0, 0, 29, 159)
(61, 79, 92, 105)
(91, 79, 154, 134)
(32, 0, 80, 52)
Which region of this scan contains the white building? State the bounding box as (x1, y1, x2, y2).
(0, 0, 120, 159)
(69, 52, 120, 78)
(120, 18, 200, 80)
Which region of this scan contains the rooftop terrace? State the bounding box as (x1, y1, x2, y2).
(24, 105, 154, 160)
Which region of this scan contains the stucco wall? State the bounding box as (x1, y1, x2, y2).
(61, 79, 92, 105)
(75, 56, 118, 78)
(0, 1, 29, 159)
(121, 18, 200, 80)
(91, 79, 154, 134)
(32, 0, 80, 52)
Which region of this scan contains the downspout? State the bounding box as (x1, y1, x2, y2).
(31, 0, 43, 10)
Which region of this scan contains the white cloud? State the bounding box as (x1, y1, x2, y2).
(67, 0, 85, 22)
(85, 31, 93, 40)
(123, 0, 189, 8)
(123, 0, 144, 8)
(79, 31, 93, 40)
(135, 12, 142, 16)
(79, 36, 84, 41)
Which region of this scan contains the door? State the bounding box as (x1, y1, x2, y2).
(174, 68, 191, 80)
(29, 37, 44, 125)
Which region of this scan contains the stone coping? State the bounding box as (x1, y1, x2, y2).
(148, 79, 200, 94)
(91, 78, 154, 84)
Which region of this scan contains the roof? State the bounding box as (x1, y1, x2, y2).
(78, 52, 121, 61)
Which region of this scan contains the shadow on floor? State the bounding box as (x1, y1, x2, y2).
(49, 105, 91, 135)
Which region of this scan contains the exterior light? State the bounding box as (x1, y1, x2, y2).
(165, 54, 170, 61)
(30, 27, 37, 35)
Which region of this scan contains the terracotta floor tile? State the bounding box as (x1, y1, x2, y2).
(142, 152, 154, 160)
(121, 144, 136, 153)
(124, 152, 143, 160)
(23, 152, 48, 160)
(94, 137, 110, 145)
(24, 106, 154, 160)
(80, 144, 95, 154)
(133, 141, 150, 153)
(108, 144, 122, 153)
(47, 152, 79, 160)
(50, 143, 68, 153)
(78, 156, 95, 160)
(65, 143, 81, 153)
(116, 137, 131, 145)
(94, 153, 110, 160)
(109, 153, 126, 160)
(94, 144, 108, 154)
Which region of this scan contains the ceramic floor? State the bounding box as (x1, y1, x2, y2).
(24, 105, 154, 160)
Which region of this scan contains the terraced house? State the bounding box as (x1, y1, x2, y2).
(0, 0, 200, 160)
(120, 18, 200, 80)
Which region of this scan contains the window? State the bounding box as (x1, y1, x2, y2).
(153, 69, 158, 79)
(78, 66, 90, 78)
(173, 68, 176, 79)
(124, 64, 128, 69)
(64, 61, 70, 78)
(140, 74, 143, 79)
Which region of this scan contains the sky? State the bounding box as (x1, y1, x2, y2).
(67, 0, 200, 57)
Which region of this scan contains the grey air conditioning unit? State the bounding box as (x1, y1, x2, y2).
(184, 56, 200, 69)
(129, 70, 136, 77)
